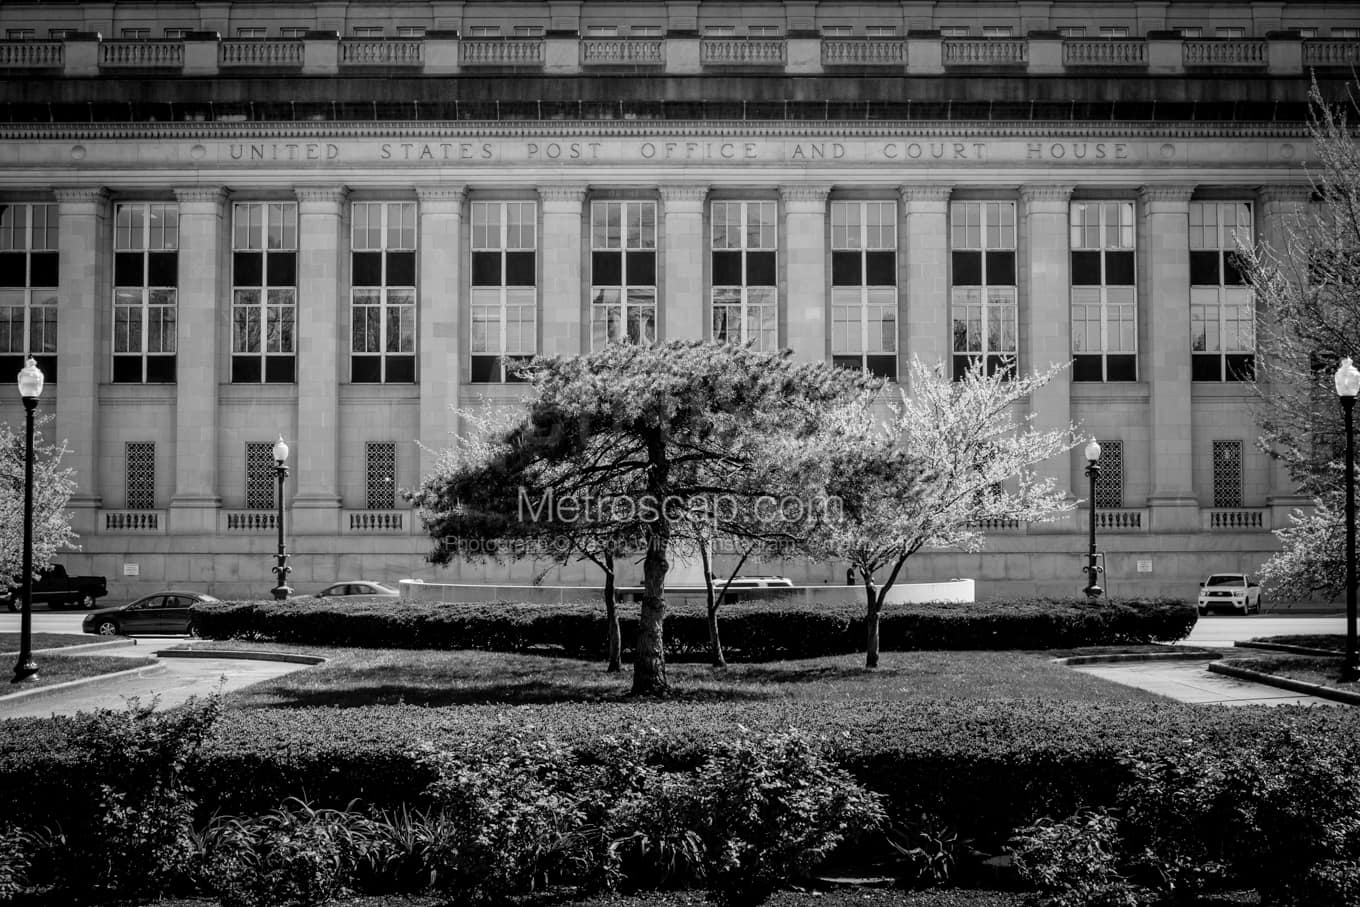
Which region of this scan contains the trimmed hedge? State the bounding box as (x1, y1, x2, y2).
(189, 596, 1196, 659)
(4, 698, 1356, 859)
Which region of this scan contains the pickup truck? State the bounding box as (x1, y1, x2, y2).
(2, 564, 109, 612)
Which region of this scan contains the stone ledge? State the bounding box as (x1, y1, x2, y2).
(1055, 650, 1222, 666)
(1208, 660, 1360, 705)
(156, 647, 327, 665)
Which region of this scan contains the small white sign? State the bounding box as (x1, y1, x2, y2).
(1136, 559, 1153, 573)
(122, 563, 139, 577)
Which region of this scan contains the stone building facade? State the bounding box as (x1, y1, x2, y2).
(1, 0, 1358, 599)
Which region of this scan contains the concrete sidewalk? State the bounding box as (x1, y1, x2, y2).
(1071, 658, 1340, 706)
(0, 640, 317, 719)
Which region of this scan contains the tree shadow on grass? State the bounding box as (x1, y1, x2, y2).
(233, 676, 781, 709)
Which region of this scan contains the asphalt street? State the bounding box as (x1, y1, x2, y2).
(0, 611, 1352, 714)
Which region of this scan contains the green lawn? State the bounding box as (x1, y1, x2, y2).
(0, 653, 157, 691)
(159, 640, 1165, 708)
(1228, 653, 1360, 692)
(1247, 634, 1346, 653)
(141, 891, 1035, 907)
(0, 632, 105, 654)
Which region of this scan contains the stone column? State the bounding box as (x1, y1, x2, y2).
(1019, 184, 1076, 507)
(658, 184, 708, 340)
(1257, 184, 1314, 526)
(1140, 184, 1199, 531)
(168, 186, 227, 534)
(291, 185, 348, 533)
(416, 184, 466, 483)
(54, 187, 108, 534)
(539, 184, 587, 357)
(900, 184, 951, 379)
(781, 184, 831, 362)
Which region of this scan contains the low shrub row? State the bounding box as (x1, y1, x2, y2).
(189, 596, 1196, 659)
(2, 699, 1358, 906)
(3, 697, 1356, 870)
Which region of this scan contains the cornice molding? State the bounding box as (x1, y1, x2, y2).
(899, 184, 952, 203)
(52, 186, 109, 205)
(173, 185, 229, 205)
(294, 185, 350, 205)
(779, 184, 832, 207)
(414, 184, 468, 204)
(538, 184, 588, 204)
(1019, 183, 1074, 204)
(658, 184, 709, 209)
(1138, 184, 1197, 203)
(1256, 184, 1313, 205)
(0, 120, 1318, 143)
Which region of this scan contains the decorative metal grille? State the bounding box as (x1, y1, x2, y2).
(245, 441, 276, 510)
(1094, 440, 1124, 510)
(125, 442, 155, 510)
(1213, 440, 1244, 508)
(366, 441, 396, 510)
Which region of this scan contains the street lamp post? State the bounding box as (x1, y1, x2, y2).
(1335, 359, 1360, 681)
(1083, 439, 1103, 601)
(270, 436, 293, 601)
(12, 358, 43, 683)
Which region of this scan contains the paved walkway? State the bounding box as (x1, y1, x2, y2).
(0, 640, 312, 720)
(1071, 659, 1338, 707)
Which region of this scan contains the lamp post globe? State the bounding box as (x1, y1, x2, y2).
(1335, 359, 1360, 682)
(12, 357, 44, 684)
(1083, 438, 1103, 601)
(270, 435, 293, 601)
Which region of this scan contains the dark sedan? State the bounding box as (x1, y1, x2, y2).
(81, 590, 221, 637)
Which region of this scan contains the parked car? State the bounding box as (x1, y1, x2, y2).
(302, 581, 401, 599)
(1197, 573, 1263, 615)
(81, 590, 221, 637)
(2, 564, 109, 612)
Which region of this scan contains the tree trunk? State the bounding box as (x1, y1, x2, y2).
(631, 432, 670, 696)
(632, 540, 669, 695)
(862, 573, 881, 669)
(700, 538, 726, 667)
(603, 552, 621, 673)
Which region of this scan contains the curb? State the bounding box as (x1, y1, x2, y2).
(0, 660, 165, 705)
(155, 648, 327, 666)
(1234, 641, 1342, 657)
(1207, 661, 1360, 706)
(1056, 650, 1223, 666)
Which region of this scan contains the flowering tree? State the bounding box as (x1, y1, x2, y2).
(0, 415, 78, 587)
(817, 357, 1079, 668)
(411, 340, 878, 696)
(1240, 80, 1360, 595)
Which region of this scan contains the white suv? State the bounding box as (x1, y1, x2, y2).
(1197, 573, 1263, 615)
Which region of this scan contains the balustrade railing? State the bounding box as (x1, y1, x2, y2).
(942, 38, 1027, 66)
(1094, 509, 1145, 531)
(102, 510, 163, 533)
(223, 511, 278, 532)
(1183, 39, 1266, 66)
(340, 38, 424, 66)
(1205, 509, 1267, 530)
(220, 39, 303, 67)
(700, 37, 787, 67)
(344, 510, 408, 533)
(580, 38, 664, 67)
(1062, 39, 1147, 66)
(1303, 39, 1360, 67)
(821, 38, 906, 67)
(0, 40, 62, 68)
(459, 37, 544, 67)
(99, 40, 184, 68)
